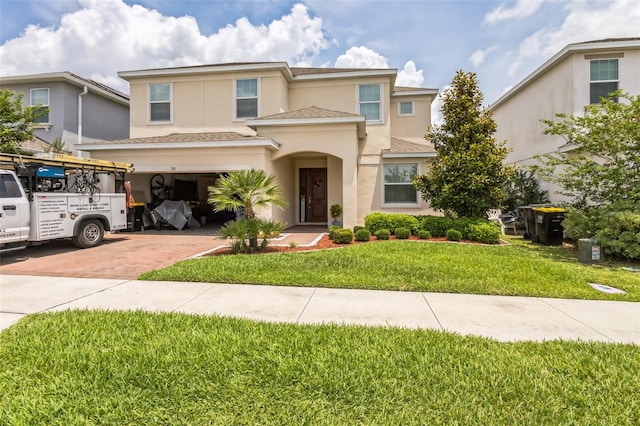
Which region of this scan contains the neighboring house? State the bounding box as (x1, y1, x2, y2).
(0, 71, 130, 153)
(81, 62, 438, 228)
(490, 38, 640, 203)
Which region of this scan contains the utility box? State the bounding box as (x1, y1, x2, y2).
(578, 238, 603, 263)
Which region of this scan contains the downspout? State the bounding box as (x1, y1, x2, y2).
(77, 86, 88, 145)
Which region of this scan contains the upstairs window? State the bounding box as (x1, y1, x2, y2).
(235, 78, 259, 119)
(358, 84, 381, 122)
(149, 83, 171, 122)
(30, 88, 49, 123)
(383, 164, 418, 204)
(398, 101, 414, 116)
(590, 59, 618, 104)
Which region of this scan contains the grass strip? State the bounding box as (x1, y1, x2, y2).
(139, 240, 640, 301)
(1, 310, 639, 425)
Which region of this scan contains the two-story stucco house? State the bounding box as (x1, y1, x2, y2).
(490, 38, 640, 203)
(81, 62, 438, 228)
(0, 71, 130, 153)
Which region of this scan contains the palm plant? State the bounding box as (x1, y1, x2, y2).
(208, 169, 287, 251)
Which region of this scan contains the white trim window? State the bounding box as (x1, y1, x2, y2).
(358, 84, 382, 122)
(383, 163, 419, 205)
(149, 82, 172, 123)
(397, 100, 414, 117)
(590, 59, 618, 104)
(30, 88, 49, 123)
(235, 78, 259, 119)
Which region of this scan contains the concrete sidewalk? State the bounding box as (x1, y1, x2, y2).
(1, 274, 638, 344)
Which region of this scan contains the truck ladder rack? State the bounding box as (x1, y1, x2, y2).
(0, 152, 133, 174)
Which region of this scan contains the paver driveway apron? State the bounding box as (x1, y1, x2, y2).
(0, 230, 224, 279)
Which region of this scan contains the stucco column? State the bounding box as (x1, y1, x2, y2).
(342, 155, 358, 229)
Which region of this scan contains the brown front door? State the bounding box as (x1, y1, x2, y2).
(300, 168, 327, 223)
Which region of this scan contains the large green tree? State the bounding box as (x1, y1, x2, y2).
(534, 91, 640, 208)
(208, 169, 287, 251)
(414, 70, 512, 218)
(0, 89, 47, 154)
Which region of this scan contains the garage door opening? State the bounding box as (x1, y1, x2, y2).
(126, 172, 236, 232)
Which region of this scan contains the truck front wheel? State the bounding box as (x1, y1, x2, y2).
(73, 219, 105, 248)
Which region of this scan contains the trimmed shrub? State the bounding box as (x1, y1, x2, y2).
(420, 215, 487, 240)
(365, 213, 420, 235)
(364, 213, 391, 234)
(420, 216, 454, 237)
(333, 229, 354, 244)
(353, 225, 366, 233)
(391, 215, 420, 235)
(418, 230, 431, 240)
(375, 229, 390, 240)
(469, 222, 501, 244)
(446, 228, 463, 241)
(395, 227, 411, 239)
(328, 225, 342, 240)
(354, 228, 371, 242)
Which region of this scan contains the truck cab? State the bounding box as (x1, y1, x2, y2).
(0, 170, 30, 246)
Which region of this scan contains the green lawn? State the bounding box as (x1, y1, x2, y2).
(140, 239, 640, 301)
(1, 310, 638, 425)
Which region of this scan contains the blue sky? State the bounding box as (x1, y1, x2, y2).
(1, 0, 638, 113)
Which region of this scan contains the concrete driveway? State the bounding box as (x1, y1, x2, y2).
(0, 228, 223, 280)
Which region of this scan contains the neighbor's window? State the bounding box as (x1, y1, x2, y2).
(235, 78, 259, 119)
(590, 59, 618, 104)
(398, 101, 414, 116)
(149, 83, 172, 122)
(30, 88, 49, 123)
(358, 84, 381, 122)
(383, 164, 418, 204)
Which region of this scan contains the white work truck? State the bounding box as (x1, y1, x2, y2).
(0, 153, 133, 253)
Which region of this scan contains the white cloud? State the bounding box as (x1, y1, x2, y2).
(0, 0, 330, 92)
(335, 48, 425, 88)
(430, 85, 451, 127)
(483, 0, 545, 25)
(396, 61, 424, 87)
(507, 0, 640, 78)
(335, 46, 388, 68)
(469, 45, 498, 67)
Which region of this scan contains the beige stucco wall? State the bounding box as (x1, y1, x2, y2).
(255, 123, 358, 228)
(127, 71, 289, 138)
(89, 146, 274, 203)
(492, 58, 574, 166)
(389, 96, 434, 138)
(288, 77, 393, 154)
(358, 157, 438, 225)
